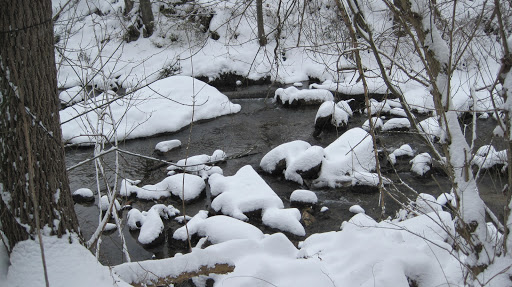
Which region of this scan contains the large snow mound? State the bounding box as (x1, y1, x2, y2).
(5, 236, 130, 287)
(173, 212, 264, 244)
(209, 165, 305, 236)
(313, 128, 379, 188)
(60, 76, 241, 145)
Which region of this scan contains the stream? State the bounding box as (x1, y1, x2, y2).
(65, 84, 508, 266)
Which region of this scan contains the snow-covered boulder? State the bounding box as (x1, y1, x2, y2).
(471, 145, 507, 170)
(72, 188, 95, 203)
(274, 86, 333, 106)
(419, 117, 443, 142)
(290, 189, 318, 206)
(120, 174, 206, 202)
(155, 139, 181, 153)
(313, 128, 382, 189)
(382, 118, 410, 132)
(260, 140, 311, 175)
(173, 212, 264, 244)
(388, 144, 414, 165)
(127, 204, 180, 246)
(60, 76, 241, 145)
(99, 195, 121, 213)
(209, 165, 305, 236)
(167, 150, 225, 178)
(362, 117, 383, 132)
(314, 101, 350, 137)
(59, 86, 90, 105)
(349, 205, 365, 214)
(410, 153, 432, 176)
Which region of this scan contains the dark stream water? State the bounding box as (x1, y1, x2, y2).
(65, 86, 508, 266)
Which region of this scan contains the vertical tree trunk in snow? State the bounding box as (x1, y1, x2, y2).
(396, 0, 491, 273)
(256, 0, 267, 46)
(0, 0, 81, 251)
(140, 0, 154, 38)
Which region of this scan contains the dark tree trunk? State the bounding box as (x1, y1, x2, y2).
(256, 0, 267, 46)
(124, 0, 135, 15)
(0, 0, 81, 252)
(140, 0, 155, 38)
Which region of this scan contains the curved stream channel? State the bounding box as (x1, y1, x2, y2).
(65, 85, 508, 266)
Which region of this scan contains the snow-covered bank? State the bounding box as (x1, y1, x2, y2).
(60, 76, 241, 145)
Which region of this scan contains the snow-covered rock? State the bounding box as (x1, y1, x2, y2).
(260, 140, 311, 175)
(120, 174, 206, 201)
(209, 165, 305, 235)
(410, 153, 432, 176)
(382, 118, 410, 131)
(274, 86, 333, 106)
(290, 189, 318, 205)
(349, 205, 365, 214)
(362, 117, 383, 131)
(419, 117, 443, 142)
(59, 86, 89, 105)
(127, 204, 180, 246)
(313, 128, 380, 188)
(173, 211, 264, 244)
(314, 101, 350, 137)
(388, 144, 414, 165)
(471, 145, 507, 170)
(72, 188, 94, 203)
(60, 76, 241, 145)
(98, 195, 121, 213)
(155, 139, 181, 153)
(167, 150, 225, 178)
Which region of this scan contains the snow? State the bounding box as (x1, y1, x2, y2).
(388, 144, 414, 165)
(262, 207, 305, 236)
(320, 206, 329, 212)
(58, 86, 89, 105)
(419, 117, 443, 141)
(60, 76, 241, 145)
(155, 139, 181, 152)
(5, 235, 130, 287)
(313, 128, 378, 188)
(283, 146, 324, 184)
(290, 189, 318, 204)
(260, 140, 311, 174)
(138, 208, 164, 245)
(72, 188, 93, 198)
(382, 118, 411, 131)
(173, 212, 264, 244)
(410, 153, 432, 176)
(274, 86, 333, 105)
(209, 165, 304, 235)
(315, 101, 349, 127)
(310, 77, 389, 95)
(349, 205, 365, 214)
(113, 247, 234, 286)
(98, 195, 121, 212)
(362, 117, 383, 131)
(471, 145, 507, 170)
(127, 204, 180, 244)
(167, 150, 225, 178)
(120, 173, 205, 201)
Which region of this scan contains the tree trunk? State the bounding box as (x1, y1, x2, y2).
(0, 0, 81, 252)
(256, 0, 267, 46)
(140, 0, 154, 38)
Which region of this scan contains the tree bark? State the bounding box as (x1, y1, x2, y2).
(0, 0, 81, 251)
(256, 0, 267, 46)
(140, 0, 155, 38)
